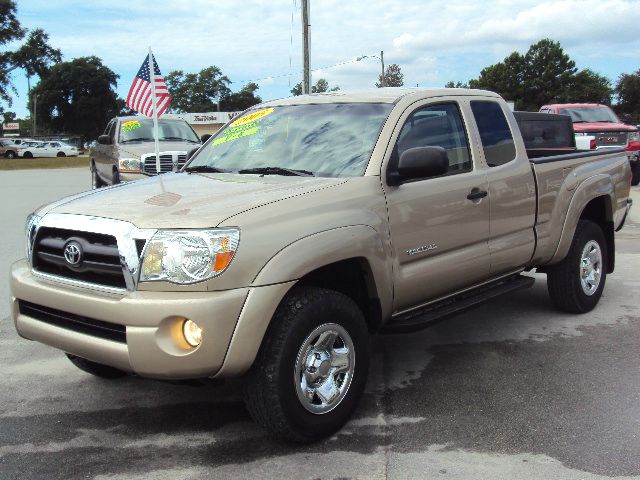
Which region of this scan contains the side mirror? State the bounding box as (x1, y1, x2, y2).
(97, 135, 112, 145)
(200, 134, 212, 143)
(185, 147, 199, 162)
(393, 146, 449, 184)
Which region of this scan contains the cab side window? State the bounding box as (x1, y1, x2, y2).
(394, 102, 472, 176)
(470, 101, 516, 167)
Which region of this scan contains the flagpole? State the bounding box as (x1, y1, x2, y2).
(148, 47, 161, 175)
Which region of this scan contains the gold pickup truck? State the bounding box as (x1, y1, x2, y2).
(10, 89, 633, 442)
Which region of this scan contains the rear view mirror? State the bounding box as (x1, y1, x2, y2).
(97, 135, 112, 145)
(392, 146, 449, 184)
(200, 134, 212, 143)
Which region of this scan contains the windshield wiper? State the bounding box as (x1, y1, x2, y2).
(184, 165, 227, 173)
(121, 137, 155, 143)
(237, 166, 314, 177)
(162, 136, 200, 143)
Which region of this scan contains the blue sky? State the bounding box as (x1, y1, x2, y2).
(5, 0, 640, 118)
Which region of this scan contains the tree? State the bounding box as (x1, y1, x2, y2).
(376, 64, 404, 88)
(445, 81, 469, 88)
(291, 78, 340, 96)
(0, 2, 60, 111)
(466, 39, 612, 110)
(31, 56, 119, 139)
(165, 66, 231, 113)
(615, 70, 640, 121)
(220, 82, 262, 111)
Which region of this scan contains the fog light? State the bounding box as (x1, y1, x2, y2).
(182, 319, 203, 347)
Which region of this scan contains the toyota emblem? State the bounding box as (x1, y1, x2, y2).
(64, 241, 83, 267)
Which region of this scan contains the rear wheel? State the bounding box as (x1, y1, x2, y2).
(56, 151, 66, 157)
(23, 151, 33, 158)
(244, 286, 370, 442)
(66, 354, 127, 379)
(547, 220, 607, 313)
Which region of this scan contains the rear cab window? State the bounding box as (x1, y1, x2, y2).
(470, 101, 516, 167)
(391, 102, 472, 179)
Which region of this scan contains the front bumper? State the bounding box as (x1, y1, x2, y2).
(10, 259, 255, 379)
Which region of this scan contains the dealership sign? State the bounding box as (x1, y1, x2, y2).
(3, 122, 19, 130)
(163, 112, 241, 125)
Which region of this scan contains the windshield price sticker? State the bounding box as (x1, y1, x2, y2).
(122, 120, 142, 132)
(212, 121, 260, 146)
(230, 108, 274, 127)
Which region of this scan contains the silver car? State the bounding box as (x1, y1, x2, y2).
(89, 116, 202, 188)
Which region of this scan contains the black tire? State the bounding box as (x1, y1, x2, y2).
(23, 151, 33, 158)
(112, 169, 120, 185)
(631, 162, 640, 186)
(5, 150, 16, 159)
(91, 162, 104, 189)
(66, 354, 127, 379)
(57, 151, 66, 157)
(547, 220, 607, 313)
(244, 286, 370, 443)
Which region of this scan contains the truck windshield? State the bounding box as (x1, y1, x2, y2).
(186, 103, 392, 177)
(558, 107, 619, 124)
(119, 118, 200, 143)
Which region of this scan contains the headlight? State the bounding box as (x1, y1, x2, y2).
(25, 213, 40, 261)
(628, 131, 640, 143)
(140, 228, 239, 284)
(118, 158, 142, 173)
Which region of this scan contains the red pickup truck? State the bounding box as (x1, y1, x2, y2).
(539, 103, 640, 185)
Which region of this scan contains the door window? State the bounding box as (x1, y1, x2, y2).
(471, 101, 516, 167)
(393, 102, 472, 176)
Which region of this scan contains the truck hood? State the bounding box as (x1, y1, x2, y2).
(573, 122, 637, 132)
(41, 173, 348, 229)
(116, 141, 201, 158)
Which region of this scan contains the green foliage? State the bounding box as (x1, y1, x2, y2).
(220, 82, 262, 111)
(31, 56, 119, 139)
(0, 1, 60, 112)
(444, 81, 469, 88)
(614, 70, 640, 122)
(291, 78, 340, 96)
(376, 64, 403, 88)
(165, 66, 231, 113)
(467, 39, 612, 110)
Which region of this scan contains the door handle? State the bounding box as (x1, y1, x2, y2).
(467, 190, 488, 201)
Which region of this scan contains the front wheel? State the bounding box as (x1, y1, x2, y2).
(66, 354, 127, 379)
(91, 163, 104, 189)
(23, 151, 33, 158)
(244, 286, 370, 442)
(5, 151, 16, 159)
(56, 151, 66, 157)
(547, 220, 607, 313)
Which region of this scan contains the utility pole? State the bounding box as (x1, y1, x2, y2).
(380, 50, 385, 88)
(301, 0, 311, 94)
(32, 94, 37, 137)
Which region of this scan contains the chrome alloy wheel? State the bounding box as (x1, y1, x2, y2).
(294, 323, 355, 414)
(580, 240, 602, 296)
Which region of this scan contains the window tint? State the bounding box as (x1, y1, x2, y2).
(471, 101, 516, 167)
(395, 103, 472, 175)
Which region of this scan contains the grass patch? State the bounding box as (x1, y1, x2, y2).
(0, 156, 89, 171)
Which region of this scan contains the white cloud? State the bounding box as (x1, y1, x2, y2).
(7, 0, 640, 117)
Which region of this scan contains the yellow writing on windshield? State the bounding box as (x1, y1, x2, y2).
(212, 121, 260, 146)
(121, 120, 142, 132)
(230, 108, 274, 127)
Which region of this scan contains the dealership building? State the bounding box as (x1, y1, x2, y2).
(163, 112, 240, 137)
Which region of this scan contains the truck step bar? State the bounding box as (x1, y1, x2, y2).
(382, 274, 536, 334)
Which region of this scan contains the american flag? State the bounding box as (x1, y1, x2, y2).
(126, 54, 171, 117)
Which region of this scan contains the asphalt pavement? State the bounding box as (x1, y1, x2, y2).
(1, 168, 639, 479)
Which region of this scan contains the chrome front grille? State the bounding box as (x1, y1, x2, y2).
(32, 227, 126, 289)
(592, 131, 628, 147)
(141, 151, 187, 175)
